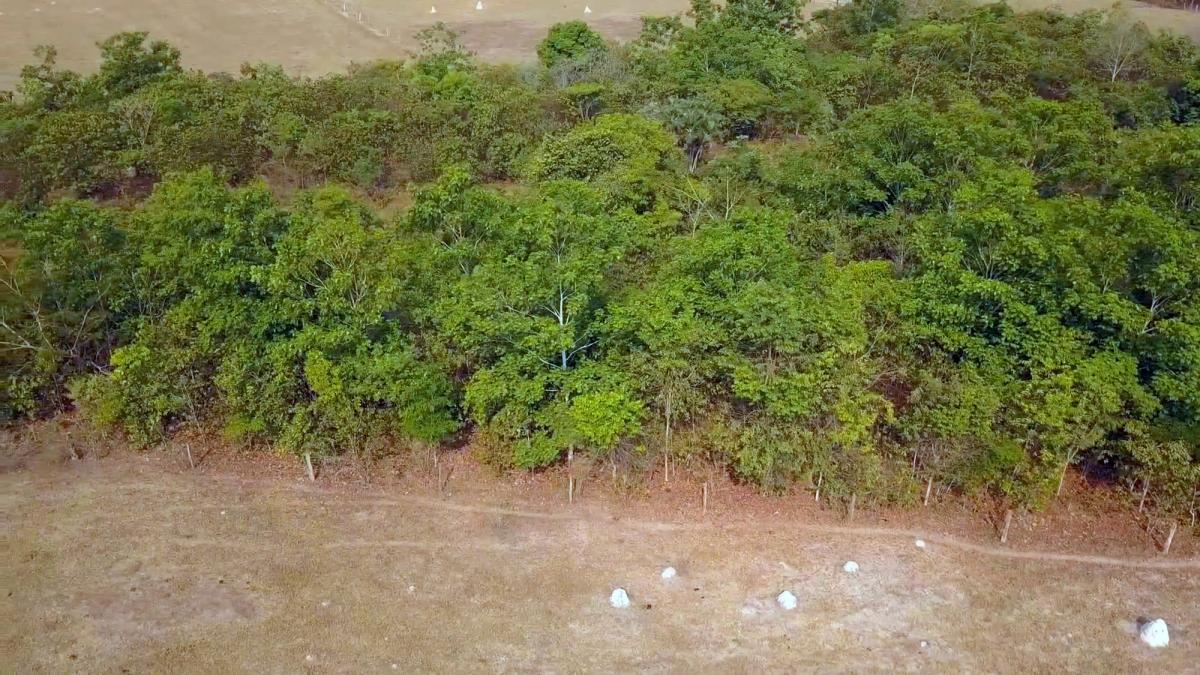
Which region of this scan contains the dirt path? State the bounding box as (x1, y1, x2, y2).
(203, 480, 1200, 570)
(3, 453, 1198, 672)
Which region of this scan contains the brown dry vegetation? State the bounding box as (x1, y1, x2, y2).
(2, 420, 1198, 672)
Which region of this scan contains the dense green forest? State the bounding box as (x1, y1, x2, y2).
(2, 0, 1198, 516)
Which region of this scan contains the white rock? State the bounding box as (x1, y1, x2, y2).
(609, 587, 630, 608)
(475, 0, 483, 9)
(661, 567, 677, 580)
(915, 539, 926, 549)
(305, 655, 315, 662)
(776, 590, 798, 610)
(842, 561, 859, 573)
(1139, 619, 1170, 648)
(407, 585, 416, 593)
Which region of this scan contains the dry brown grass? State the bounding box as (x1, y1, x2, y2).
(3, 428, 1198, 672)
(5, 0, 1198, 94)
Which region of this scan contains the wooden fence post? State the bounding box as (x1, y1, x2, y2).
(1000, 509, 1014, 544)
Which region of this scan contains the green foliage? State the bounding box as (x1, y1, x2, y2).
(538, 21, 608, 69)
(6, 10, 1200, 510)
(95, 32, 182, 98)
(646, 97, 727, 171)
(529, 113, 678, 208)
(21, 110, 125, 197)
(1, 201, 127, 419)
(531, 113, 675, 181)
(1124, 429, 1200, 518)
(18, 46, 84, 111)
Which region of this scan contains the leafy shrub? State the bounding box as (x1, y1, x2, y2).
(538, 21, 607, 69)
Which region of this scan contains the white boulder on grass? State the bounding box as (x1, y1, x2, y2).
(915, 539, 926, 549)
(609, 588, 631, 609)
(1139, 619, 1170, 648)
(842, 561, 860, 573)
(776, 591, 798, 610)
(661, 567, 677, 580)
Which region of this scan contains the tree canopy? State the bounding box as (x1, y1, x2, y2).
(2, 2, 1197, 518)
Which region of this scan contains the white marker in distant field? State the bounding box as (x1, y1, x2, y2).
(475, 0, 483, 9)
(584, 5, 592, 13)
(430, 5, 437, 12)
(609, 588, 630, 608)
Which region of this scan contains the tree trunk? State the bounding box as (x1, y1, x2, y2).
(1162, 521, 1178, 556)
(663, 395, 672, 485)
(304, 452, 315, 481)
(1056, 457, 1071, 497)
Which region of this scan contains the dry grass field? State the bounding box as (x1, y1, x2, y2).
(1006, 0, 1200, 39)
(6, 0, 1197, 93)
(2, 426, 1199, 672)
(1, 0, 400, 91)
(0, 0, 700, 92)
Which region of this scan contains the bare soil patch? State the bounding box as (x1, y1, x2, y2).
(2, 422, 1197, 672)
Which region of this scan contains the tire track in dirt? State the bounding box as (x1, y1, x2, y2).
(13, 469, 1200, 571)
(363, 495, 1200, 570)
